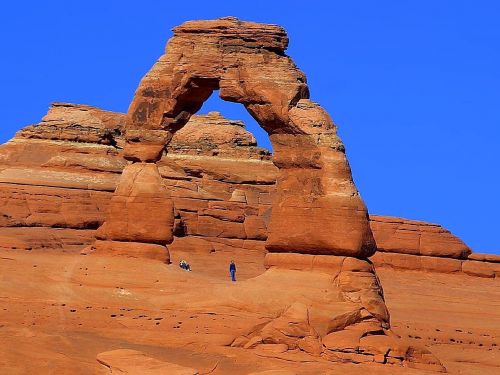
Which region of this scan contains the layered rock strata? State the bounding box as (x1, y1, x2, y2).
(94, 17, 417, 367)
(0, 17, 496, 370)
(1, 101, 491, 370)
(0, 102, 494, 279)
(124, 17, 375, 258)
(369, 216, 500, 278)
(370, 215, 471, 259)
(96, 17, 445, 369)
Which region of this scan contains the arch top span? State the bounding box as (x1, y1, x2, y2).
(119, 17, 376, 258)
(124, 17, 312, 161)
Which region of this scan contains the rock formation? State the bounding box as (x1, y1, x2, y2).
(0, 17, 498, 374)
(1, 102, 496, 279)
(92, 162, 174, 262)
(123, 17, 375, 258)
(92, 17, 414, 367)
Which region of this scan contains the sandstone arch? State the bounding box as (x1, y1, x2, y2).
(65, 17, 444, 370)
(118, 17, 375, 258)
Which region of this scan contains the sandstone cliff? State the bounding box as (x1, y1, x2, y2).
(0, 102, 496, 282)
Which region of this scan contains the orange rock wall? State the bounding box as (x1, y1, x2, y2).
(1, 103, 496, 277)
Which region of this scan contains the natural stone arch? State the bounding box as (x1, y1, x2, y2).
(122, 17, 375, 258)
(88, 18, 446, 370)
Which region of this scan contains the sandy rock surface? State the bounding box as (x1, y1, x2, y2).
(0, 249, 498, 374)
(0, 16, 498, 375)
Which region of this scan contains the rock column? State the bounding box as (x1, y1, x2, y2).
(92, 162, 173, 263)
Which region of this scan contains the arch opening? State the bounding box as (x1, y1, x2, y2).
(196, 90, 273, 153)
(119, 17, 376, 259)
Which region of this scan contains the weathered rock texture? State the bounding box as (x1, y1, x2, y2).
(17, 102, 125, 146)
(0, 17, 497, 373)
(94, 17, 417, 367)
(92, 163, 173, 262)
(370, 215, 471, 259)
(0, 102, 489, 274)
(0, 105, 496, 371)
(1, 102, 493, 280)
(367, 215, 498, 278)
(124, 17, 375, 258)
(97, 349, 199, 374)
(0, 103, 124, 254)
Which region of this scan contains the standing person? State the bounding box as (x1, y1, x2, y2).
(229, 260, 236, 282)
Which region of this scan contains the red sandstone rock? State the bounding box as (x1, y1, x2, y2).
(96, 349, 198, 374)
(3, 248, 497, 374)
(125, 17, 376, 258)
(248, 371, 296, 375)
(17, 102, 125, 146)
(468, 252, 500, 263)
(0, 16, 497, 374)
(0, 235, 30, 250)
(167, 111, 270, 160)
(0, 184, 112, 229)
(371, 252, 463, 274)
(462, 260, 496, 278)
(0, 227, 94, 251)
(95, 163, 174, 250)
(233, 302, 322, 355)
(370, 215, 471, 259)
(0, 102, 491, 283)
(92, 240, 169, 263)
(264, 252, 344, 273)
(237, 252, 446, 370)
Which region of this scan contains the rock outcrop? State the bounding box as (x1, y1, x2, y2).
(370, 215, 471, 259)
(166, 111, 271, 160)
(1, 17, 497, 373)
(367, 215, 500, 278)
(124, 17, 375, 258)
(16, 102, 125, 146)
(0, 102, 493, 279)
(91, 163, 174, 262)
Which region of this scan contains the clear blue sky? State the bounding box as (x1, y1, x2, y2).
(1, 1, 499, 254)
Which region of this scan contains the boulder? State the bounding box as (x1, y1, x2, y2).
(17, 102, 125, 145)
(371, 252, 463, 273)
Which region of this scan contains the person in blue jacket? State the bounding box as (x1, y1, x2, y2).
(179, 259, 191, 271)
(229, 260, 236, 282)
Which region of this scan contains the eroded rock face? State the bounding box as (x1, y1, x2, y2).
(0, 101, 471, 370)
(18, 102, 125, 146)
(232, 254, 445, 370)
(124, 17, 376, 258)
(0, 102, 487, 278)
(0, 18, 492, 372)
(370, 215, 471, 259)
(92, 163, 174, 262)
(166, 111, 271, 160)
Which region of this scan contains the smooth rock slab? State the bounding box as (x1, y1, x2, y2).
(97, 349, 198, 374)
